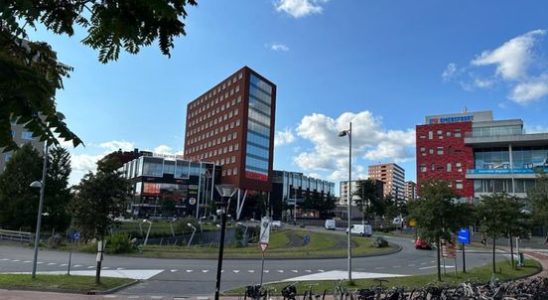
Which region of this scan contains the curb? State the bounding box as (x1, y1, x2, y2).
(87, 279, 140, 295)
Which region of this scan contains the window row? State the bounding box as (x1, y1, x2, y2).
(250, 74, 273, 95)
(474, 179, 534, 193)
(419, 128, 463, 140)
(248, 108, 271, 127)
(222, 167, 239, 177)
(245, 155, 269, 172)
(247, 131, 270, 148)
(186, 132, 239, 154)
(188, 72, 243, 110)
(249, 86, 272, 104)
(214, 155, 236, 166)
(419, 162, 463, 173)
(247, 119, 270, 137)
(187, 106, 240, 133)
(187, 119, 241, 144)
(249, 95, 271, 116)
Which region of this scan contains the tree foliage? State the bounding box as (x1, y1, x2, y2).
(0, 144, 42, 230)
(0, 0, 197, 150)
(43, 146, 72, 232)
(477, 193, 529, 272)
(409, 179, 473, 281)
(69, 162, 130, 240)
(528, 171, 548, 235)
(303, 192, 336, 218)
(353, 179, 381, 221)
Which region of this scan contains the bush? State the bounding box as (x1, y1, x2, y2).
(106, 232, 136, 254)
(373, 236, 389, 248)
(47, 233, 63, 248)
(174, 217, 200, 235)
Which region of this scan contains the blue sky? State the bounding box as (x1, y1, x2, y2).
(29, 0, 548, 190)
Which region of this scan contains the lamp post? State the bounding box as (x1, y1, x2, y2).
(214, 184, 237, 300)
(143, 219, 152, 246)
(338, 122, 352, 281)
(29, 143, 48, 279)
(187, 223, 197, 247)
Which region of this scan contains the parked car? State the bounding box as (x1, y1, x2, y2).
(415, 238, 432, 250)
(346, 224, 373, 237)
(324, 219, 336, 230)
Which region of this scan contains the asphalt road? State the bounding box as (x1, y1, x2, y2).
(0, 231, 499, 298)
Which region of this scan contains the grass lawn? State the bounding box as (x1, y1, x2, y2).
(0, 274, 134, 293)
(225, 258, 541, 295)
(132, 229, 398, 259)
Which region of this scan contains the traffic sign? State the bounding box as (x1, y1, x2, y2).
(259, 217, 271, 252)
(457, 228, 470, 245)
(72, 231, 80, 241)
(303, 235, 310, 246)
(442, 240, 456, 258)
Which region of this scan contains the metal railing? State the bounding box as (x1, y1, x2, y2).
(0, 229, 33, 243)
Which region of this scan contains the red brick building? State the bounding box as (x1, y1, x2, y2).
(184, 66, 276, 196)
(416, 111, 493, 198)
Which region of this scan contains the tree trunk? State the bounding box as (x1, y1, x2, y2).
(509, 234, 514, 269)
(95, 236, 103, 284)
(492, 235, 496, 274)
(436, 238, 442, 281)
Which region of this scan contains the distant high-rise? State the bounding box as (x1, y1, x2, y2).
(0, 122, 44, 172)
(368, 163, 405, 200)
(339, 179, 383, 206)
(405, 181, 417, 201)
(184, 66, 276, 194)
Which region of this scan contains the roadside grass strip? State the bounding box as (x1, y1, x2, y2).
(0, 274, 134, 293)
(224, 258, 541, 295)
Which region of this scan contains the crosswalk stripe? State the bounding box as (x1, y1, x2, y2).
(186, 270, 193, 273)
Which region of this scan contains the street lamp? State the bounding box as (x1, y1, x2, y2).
(214, 184, 237, 300)
(187, 223, 197, 247)
(142, 219, 152, 246)
(29, 143, 48, 279)
(338, 121, 352, 281)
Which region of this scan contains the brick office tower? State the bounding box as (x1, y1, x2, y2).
(368, 163, 405, 199)
(416, 111, 493, 199)
(184, 67, 276, 218)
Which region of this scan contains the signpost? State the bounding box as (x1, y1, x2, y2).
(67, 231, 80, 275)
(259, 217, 271, 285)
(458, 228, 470, 273)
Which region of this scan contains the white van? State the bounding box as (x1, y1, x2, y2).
(347, 224, 373, 237)
(324, 219, 336, 230)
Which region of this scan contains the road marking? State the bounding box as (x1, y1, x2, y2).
(150, 297, 163, 299)
(37, 262, 43, 264)
(291, 270, 298, 273)
(418, 265, 455, 270)
(87, 266, 94, 269)
(117, 267, 125, 270)
(264, 270, 269, 273)
(0, 258, 8, 261)
(430, 260, 435, 263)
(102, 266, 110, 269)
(202, 270, 208, 273)
(48, 263, 56, 265)
(73, 264, 83, 268)
(186, 270, 193, 273)
(248, 270, 255, 273)
(60, 264, 67, 267)
(318, 269, 325, 272)
(23, 260, 31, 263)
(305, 270, 312, 273)
(12, 260, 20, 262)
(170, 269, 177, 273)
(233, 270, 240, 273)
(278, 270, 284, 273)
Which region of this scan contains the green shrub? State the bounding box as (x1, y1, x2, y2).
(373, 236, 389, 248)
(106, 233, 135, 254)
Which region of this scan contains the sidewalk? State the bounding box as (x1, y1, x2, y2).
(524, 250, 548, 277)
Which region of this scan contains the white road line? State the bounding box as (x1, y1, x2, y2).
(48, 263, 56, 265)
(278, 270, 284, 273)
(103, 295, 117, 298)
(150, 297, 163, 299)
(23, 260, 31, 263)
(170, 269, 177, 273)
(12, 260, 20, 262)
(202, 270, 209, 273)
(305, 270, 312, 273)
(0, 258, 9, 261)
(87, 266, 94, 269)
(318, 269, 325, 272)
(291, 270, 298, 273)
(264, 270, 269, 273)
(248, 270, 255, 273)
(117, 267, 125, 270)
(186, 270, 193, 273)
(60, 264, 67, 267)
(430, 260, 435, 263)
(37, 262, 43, 264)
(128, 297, 140, 299)
(102, 266, 110, 269)
(73, 264, 82, 268)
(233, 270, 240, 273)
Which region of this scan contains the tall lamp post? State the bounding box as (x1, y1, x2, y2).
(214, 184, 237, 300)
(338, 122, 352, 281)
(29, 143, 48, 279)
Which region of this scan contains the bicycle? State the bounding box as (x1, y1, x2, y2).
(244, 284, 266, 300)
(281, 282, 298, 300)
(302, 283, 327, 300)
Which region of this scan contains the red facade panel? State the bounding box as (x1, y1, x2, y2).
(416, 122, 474, 198)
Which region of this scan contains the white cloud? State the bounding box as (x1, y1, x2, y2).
(98, 140, 135, 152)
(525, 125, 548, 134)
(442, 63, 457, 81)
(293, 111, 415, 182)
(449, 29, 548, 104)
(271, 43, 290, 52)
(510, 74, 548, 103)
(274, 0, 328, 18)
(275, 128, 296, 146)
(471, 29, 545, 80)
(153, 145, 174, 154)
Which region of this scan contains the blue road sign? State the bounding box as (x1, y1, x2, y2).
(303, 235, 310, 246)
(457, 228, 470, 245)
(72, 231, 81, 241)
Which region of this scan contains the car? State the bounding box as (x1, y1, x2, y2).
(271, 220, 282, 229)
(346, 224, 373, 237)
(324, 219, 336, 230)
(415, 238, 432, 250)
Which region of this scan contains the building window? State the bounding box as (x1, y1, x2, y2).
(420, 164, 426, 172)
(437, 130, 442, 135)
(227, 169, 232, 176)
(428, 131, 433, 139)
(446, 131, 452, 137)
(437, 147, 444, 155)
(231, 156, 236, 163)
(431, 164, 435, 171)
(456, 181, 463, 190)
(429, 148, 434, 154)
(21, 130, 33, 140)
(233, 168, 238, 175)
(447, 163, 452, 172)
(420, 147, 425, 152)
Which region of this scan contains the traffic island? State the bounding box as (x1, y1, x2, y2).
(0, 274, 136, 294)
